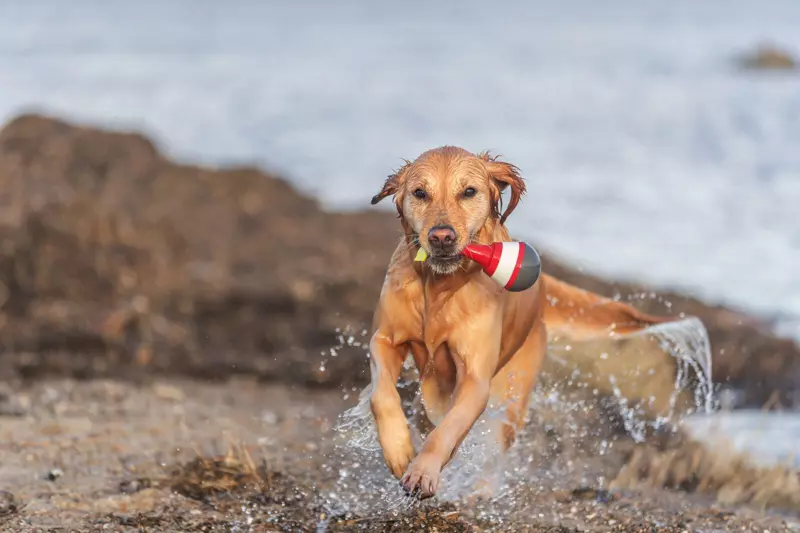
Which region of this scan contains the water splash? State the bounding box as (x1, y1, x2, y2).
(317, 315, 717, 523)
(548, 316, 717, 442)
(650, 317, 717, 413)
(648, 316, 717, 418)
(612, 316, 717, 440)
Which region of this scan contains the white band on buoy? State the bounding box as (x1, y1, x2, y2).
(489, 242, 522, 288)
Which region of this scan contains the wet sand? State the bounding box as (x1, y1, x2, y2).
(1, 377, 798, 532)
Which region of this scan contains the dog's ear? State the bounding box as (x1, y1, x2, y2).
(480, 152, 526, 224)
(371, 160, 411, 207)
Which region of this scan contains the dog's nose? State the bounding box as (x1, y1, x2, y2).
(428, 225, 457, 250)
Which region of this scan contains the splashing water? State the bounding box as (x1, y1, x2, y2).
(647, 317, 717, 420)
(548, 316, 717, 442)
(317, 315, 717, 523)
(602, 317, 717, 442)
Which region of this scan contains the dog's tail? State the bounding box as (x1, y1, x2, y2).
(541, 274, 671, 339)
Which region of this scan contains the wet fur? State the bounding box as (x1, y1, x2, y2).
(369, 146, 670, 499)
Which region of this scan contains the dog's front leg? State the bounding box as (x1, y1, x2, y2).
(400, 333, 498, 499)
(369, 332, 415, 479)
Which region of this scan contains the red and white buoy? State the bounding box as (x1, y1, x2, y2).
(461, 241, 541, 292)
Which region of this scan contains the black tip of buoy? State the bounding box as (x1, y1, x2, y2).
(506, 243, 541, 292)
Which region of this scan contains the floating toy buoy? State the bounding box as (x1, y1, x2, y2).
(462, 242, 541, 292)
(414, 241, 541, 292)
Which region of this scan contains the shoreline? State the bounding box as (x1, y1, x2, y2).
(0, 113, 797, 409)
(0, 113, 799, 531)
(1, 376, 798, 532)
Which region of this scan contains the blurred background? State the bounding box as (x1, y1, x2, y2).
(0, 1, 799, 530)
(2, 0, 799, 335)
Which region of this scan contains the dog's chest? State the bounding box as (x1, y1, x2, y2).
(384, 265, 488, 351)
(416, 292, 469, 354)
(388, 291, 456, 357)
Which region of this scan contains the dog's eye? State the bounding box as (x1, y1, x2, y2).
(464, 187, 477, 198)
(413, 189, 427, 200)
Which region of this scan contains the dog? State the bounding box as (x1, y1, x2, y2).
(368, 146, 670, 499)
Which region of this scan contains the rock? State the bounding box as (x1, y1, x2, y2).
(0, 114, 796, 408)
(736, 44, 798, 71)
(570, 486, 615, 504)
(0, 385, 27, 417)
(261, 410, 279, 424)
(0, 114, 395, 387)
(119, 477, 151, 494)
(0, 490, 17, 515)
(554, 487, 615, 504)
(45, 468, 64, 481)
(153, 383, 185, 402)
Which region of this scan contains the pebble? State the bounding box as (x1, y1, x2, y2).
(45, 468, 64, 481)
(0, 385, 27, 417)
(153, 384, 185, 402)
(261, 410, 279, 424)
(119, 478, 151, 494)
(0, 490, 16, 515)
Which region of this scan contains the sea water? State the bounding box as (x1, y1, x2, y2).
(2, 0, 800, 337)
(684, 410, 800, 469)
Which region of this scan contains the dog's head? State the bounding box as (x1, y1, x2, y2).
(371, 146, 526, 275)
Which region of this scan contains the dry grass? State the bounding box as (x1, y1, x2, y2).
(169, 443, 282, 502)
(613, 437, 800, 511)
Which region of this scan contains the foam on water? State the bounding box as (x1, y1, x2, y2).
(317, 316, 717, 523)
(684, 410, 800, 469)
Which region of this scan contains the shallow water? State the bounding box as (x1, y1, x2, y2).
(1, 0, 800, 337)
(322, 318, 718, 518)
(685, 410, 800, 469)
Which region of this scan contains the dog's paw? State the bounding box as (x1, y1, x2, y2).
(382, 439, 415, 479)
(400, 452, 442, 499)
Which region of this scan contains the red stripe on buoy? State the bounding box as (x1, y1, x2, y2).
(485, 243, 502, 276)
(504, 242, 525, 290)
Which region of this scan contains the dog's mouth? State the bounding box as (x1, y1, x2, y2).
(426, 251, 463, 275)
(429, 253, 462, 264)
(409, 232, 465, 271)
